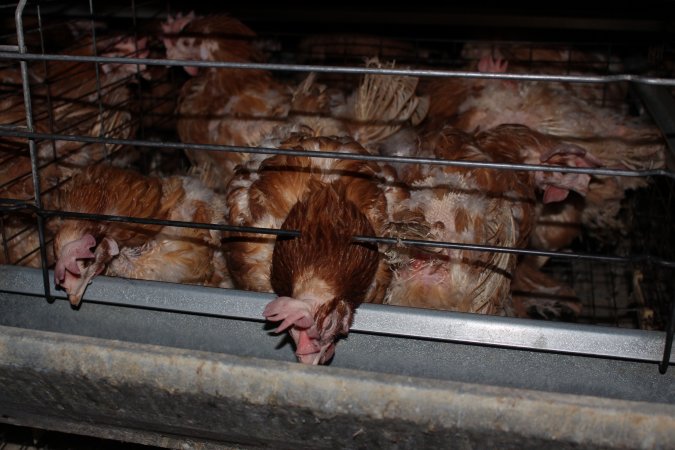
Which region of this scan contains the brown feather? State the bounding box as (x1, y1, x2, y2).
(225, 134, 395, 302)
(51, 164, 230, 303)
(53, 165, 168, 256)
(271, 182, 379, 315)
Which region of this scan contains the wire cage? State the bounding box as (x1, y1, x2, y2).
(1, 2, 674, 448)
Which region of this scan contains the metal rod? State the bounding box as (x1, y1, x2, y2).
(0, 215, 9, 263)
(39, 208, 301, 238)
(0, 129, 671, 179)
(130, 0, 146, 145)
(88, 0, 108, 161)
(36, 3, 59, 162)
(1, 51, 675, 85)
(1, 200, 673, 269)
(660, 298, 675, 374)
(352, 235, 675, 268)
(14, 0, 52, 302)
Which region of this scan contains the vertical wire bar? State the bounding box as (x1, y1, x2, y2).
(15, 0, 52, 302)
(583, 250, 597, 323)
(659, 293, 674, 373)
(36, 2, 58, 161)
(0, 215, 10, 263)
(88, 0, 108, 161)
(601, 42, 612, 108)
(608, 262, 619, 327)
(131, 0, 146, 139)
(660, 177, 675, 372)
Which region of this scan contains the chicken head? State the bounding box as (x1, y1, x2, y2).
(263, 295, 352, 365)
(537, 143, 603, 203)
(100, 36, 150, 80)
(161, 11, 199, 75)
(54, 234, 119, 306)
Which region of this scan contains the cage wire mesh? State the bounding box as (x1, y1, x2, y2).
(0, 1, 674, 343)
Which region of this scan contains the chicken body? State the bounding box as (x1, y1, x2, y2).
(177, 66, 294, 184)
(0, 35, 149, 168)
(1, 32, 151, 268)
(165, 13, 428, 192)
(226, 134, 408, 363)
(385, 126, 534, 314)
(424, 55, 665, 242)
(52, 164, 229, 306)
(459, 42, 627, 106)
(385, 124, 593, 315)
(164, 13, 291, 189)
(0, 149, 64, 268)
(267, 182, 379, 364)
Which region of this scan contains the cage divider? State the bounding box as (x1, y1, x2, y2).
(14, 0, 52, 303)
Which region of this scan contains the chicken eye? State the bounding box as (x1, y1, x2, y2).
(320, 314, 336, 335)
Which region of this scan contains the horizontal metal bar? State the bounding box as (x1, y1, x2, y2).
(1, 51, 675, 85)
(355, 235, 674, 267)
(2, 200, 672, 267)
(0, 129, 671, 179)
(0, 264, 671, 364)
(0, 45, 20, 52)
(40, 208, 300, 237)
(0, 202, 299, 237)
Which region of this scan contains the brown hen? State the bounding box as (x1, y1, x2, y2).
(225, 134, 412, 364)
(51, 164, 229, 306)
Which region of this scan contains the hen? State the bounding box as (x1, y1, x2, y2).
(51, 164, 230, 306)
(163, 12, 288, 188)
(0, 148, 63, 268)
(384, 124, 595, 316)
(225, 134, 411, 364)
(165, 13, 427, 192)
(459, 42, 627, 106)
(423, 54, 665, 242)
(0, 34, 149, 168)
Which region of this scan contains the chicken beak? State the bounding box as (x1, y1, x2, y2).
(296, 341, 335, 365)
(67, 273, 92, 307)
(64, 238, 119, 307)
(313, 342, 335, 365)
